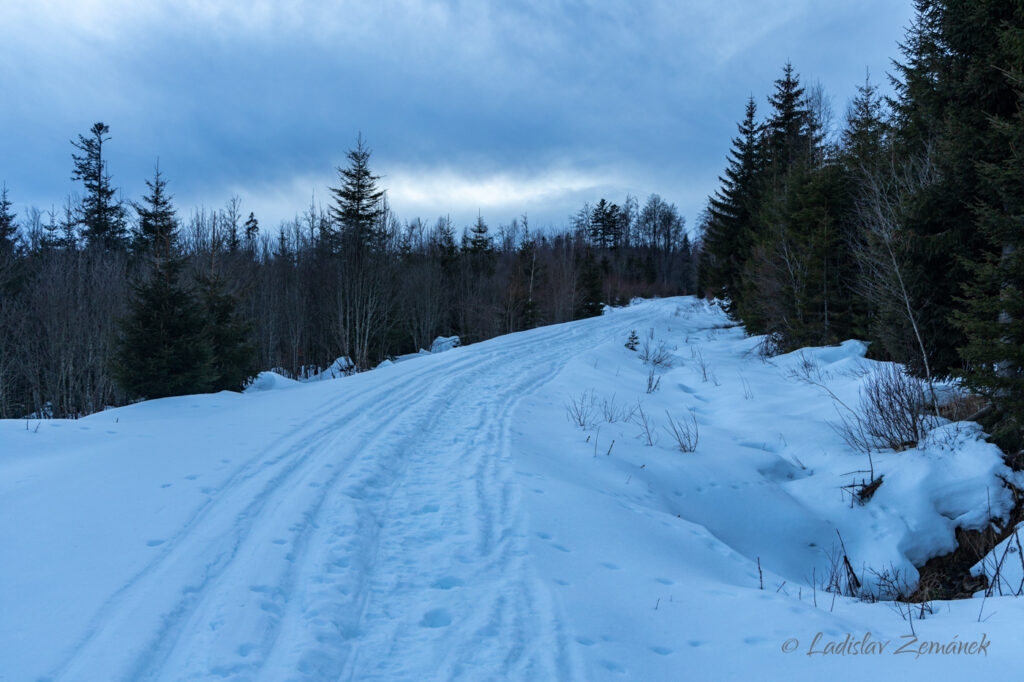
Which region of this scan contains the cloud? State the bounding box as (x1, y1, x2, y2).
(1, 0, 917, 233)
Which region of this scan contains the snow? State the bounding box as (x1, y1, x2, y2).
(2, 297, 1022, 681)
(245, 371, 300, 392)
(301, 356, 355, 382)
(429, 335, 460, 354)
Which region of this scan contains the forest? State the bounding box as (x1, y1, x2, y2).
(0, 133, 695, 419)
(699, 0, 1024, 454)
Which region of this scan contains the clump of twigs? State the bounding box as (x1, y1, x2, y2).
(664, 409, 699, 452)
(640, 339, 673, 369)
(646, 368, 661, 394)
(633, 401, 657, 446)
(565, 390, 598, 429)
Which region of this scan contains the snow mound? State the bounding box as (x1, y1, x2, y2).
(303, 356, 354, 381)
(869, 422, 1013, 569)
(429, 335, 460, 353)
(245, 371, 300, 392)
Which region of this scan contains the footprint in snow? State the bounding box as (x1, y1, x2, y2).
(184, 474, 198, 481)
(600, 660, 626, 674)
(600, 562, 620, 570)
(651, 646, 673, 656)
(655, 577, 674, 585)
(431, 576, 464, 590)
(160, 483, 172, 489)
(146, 539, 164, 547)
(419, 609, 452, 628)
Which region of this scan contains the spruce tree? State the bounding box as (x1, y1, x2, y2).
(955, 12, 1024, 448)
(197, 275, 257, 392)
(243, 212, 259, 245)
(0, 184, 17, 256)
(842, 73, 889, 174)
(763, 62, 812, 175)
(328, 134, 385, 254)
(131, 166, 176, 255)
(589, 199, 621, 249)
(703, 97, 762, 310)
(114, 257, 215, 399)
(114, 173, 214, 399)
(885, 0, 1020, 375)
(467, 213, 493, 254)
(72, 122, 128, 250)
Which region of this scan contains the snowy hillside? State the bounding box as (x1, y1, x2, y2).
(2, 297, 1022, 681)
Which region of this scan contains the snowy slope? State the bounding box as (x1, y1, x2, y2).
(2, 297, 1022, 681)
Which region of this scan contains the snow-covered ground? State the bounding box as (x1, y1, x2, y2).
(2, 297, 1022, 681)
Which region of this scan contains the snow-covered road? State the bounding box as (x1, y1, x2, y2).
(1, 302, 659, 681)
(4, 298, 1023, 681)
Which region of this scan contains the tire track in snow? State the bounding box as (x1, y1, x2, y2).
(47, 305, 662, 681)
(49, 350, 492, 681)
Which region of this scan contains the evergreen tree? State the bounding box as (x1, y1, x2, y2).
(885, 0, 1019, 375)
(243, 212, 259, 245)
(589, 198, 621, 249)
(71, 122, 127, 250)
(114, 173, 214, 400)
(466, 213, 493, 254)
(0, 184, 17, 256)
(842, 73, 889, 174)
(733, 63, 856, 348)
(114, 257, 215, 399)
(434, 215, 459, 272)
(131, 166, 177, 256)
(197, 275, 257, 392)
(763, 62, 812, 175)
(575, 248, 603, 319)
(328, 134, 386, 253)
(0, 185, 20, 297)
(703, 97, 762, 309)
(955, 11, 1024, 447)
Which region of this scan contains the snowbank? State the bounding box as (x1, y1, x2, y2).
(245, 370, 300, 392)
(429, 335, 460, 353)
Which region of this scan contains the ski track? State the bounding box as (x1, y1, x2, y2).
(44, 306, 661, 682)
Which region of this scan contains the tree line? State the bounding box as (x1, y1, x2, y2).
(699, 0, 1024, 452)
(0, 132, 697, 419)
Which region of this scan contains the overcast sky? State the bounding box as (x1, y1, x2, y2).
(1, 0, 915, 234)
